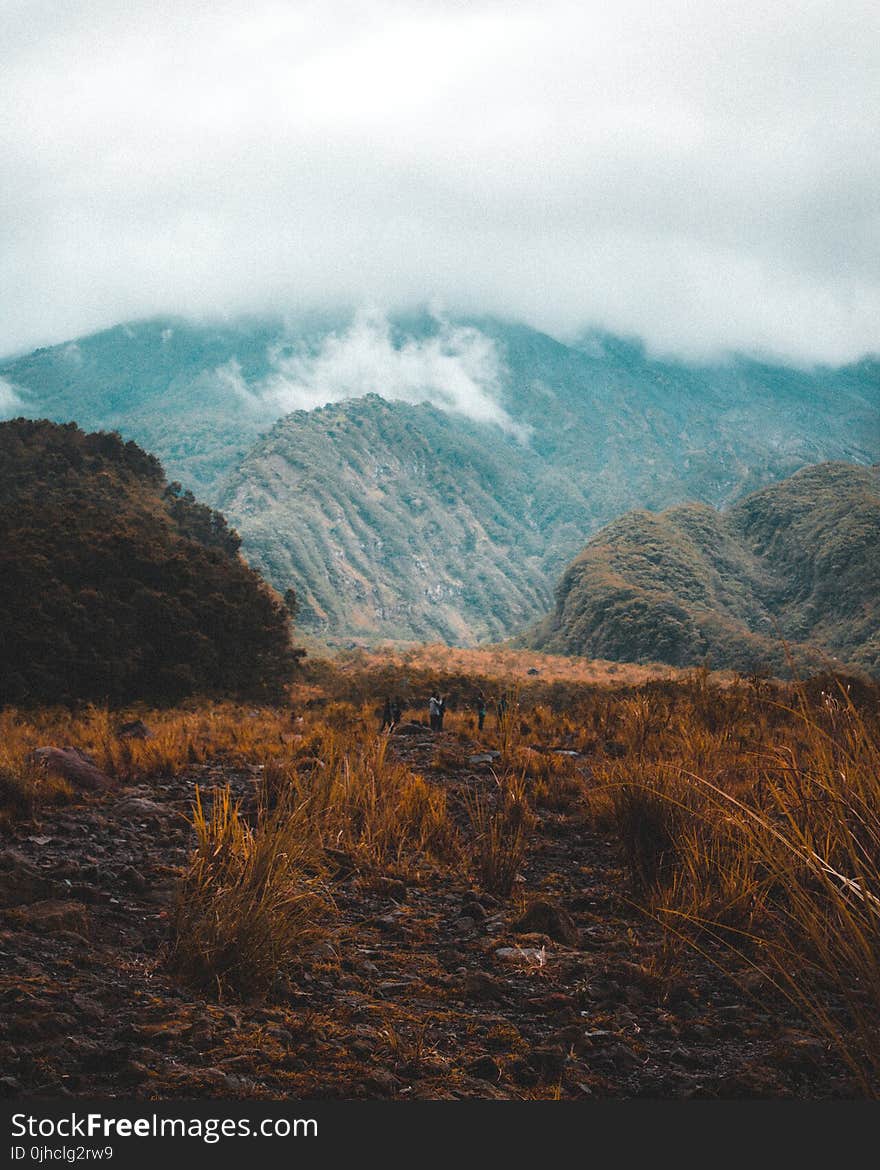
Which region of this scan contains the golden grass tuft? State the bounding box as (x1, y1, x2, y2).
(465, 771, 535, 897)
(580, 677, 880, 1093)
(170, 785, 326, 999)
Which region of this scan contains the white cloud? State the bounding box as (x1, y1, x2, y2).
(0, 1, 878, 362)
(210, 358, 266, 411)
(0, 378, 23, 416)
(260, 310, 526, 435)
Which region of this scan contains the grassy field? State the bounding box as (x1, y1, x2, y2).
(1, 651, 878, 1097)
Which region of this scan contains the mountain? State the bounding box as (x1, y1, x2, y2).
(0, 419, 298, 705)
(2, 313, 878, 643)
(215, 395, 559, 643)
(526, 462, 880, 675)
(0, 314, 346, 498)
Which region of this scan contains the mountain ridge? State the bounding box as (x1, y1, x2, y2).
(526, 462, 880, 675)
(2, 312, 877, 644)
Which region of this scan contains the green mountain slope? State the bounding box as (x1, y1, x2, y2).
(0, 315, 345, 498)
(217, 395, 560, 643)
(527, 463, 880, 674)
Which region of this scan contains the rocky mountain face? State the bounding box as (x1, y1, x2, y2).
(526, 463, 880, 675)
(2, 313, 877, 644)
(215, 395, 557, 644)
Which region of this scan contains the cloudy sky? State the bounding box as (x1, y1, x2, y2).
(2, 0, 878, 362)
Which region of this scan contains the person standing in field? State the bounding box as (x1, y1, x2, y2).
(380, 696, 394, 732)
(476, 692, 487, 731)
(390, 697, 403, 728)
(437, 694, 446, 731)
(428, 694, 441, 731)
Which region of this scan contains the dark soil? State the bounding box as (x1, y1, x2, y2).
(0, 726, 854, 1100)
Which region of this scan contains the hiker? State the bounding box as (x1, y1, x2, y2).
(437, 694, 446, 731)
(390, 697, 403, 728)
(475, 691, 487, 731)
(428, 694, 441, 731)
(380, 696, 394, 732)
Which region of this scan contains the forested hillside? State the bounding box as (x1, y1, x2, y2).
(0, 419, 299, 705)
(527, 462, 880, 675)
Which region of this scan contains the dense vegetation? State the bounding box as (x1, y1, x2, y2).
(3, 314, 877, 644)
(0, 419, 299, 706)
(528, 462, 880, 675)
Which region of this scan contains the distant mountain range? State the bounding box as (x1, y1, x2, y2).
(526, 462, 880, 675)
(2, 312, 877, 646)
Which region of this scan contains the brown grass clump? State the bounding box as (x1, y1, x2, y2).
(579, 675, 880, 1093)
(288, 734, 459, 878)
(675, 691, 880, 1092)
(170, 786, 326, 999)
(0, 723, 75, 827)
(465, 771, 535, 897)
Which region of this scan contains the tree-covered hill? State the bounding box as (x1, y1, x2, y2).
(0, 419, 298, 705)
(526, 463, 880, 675)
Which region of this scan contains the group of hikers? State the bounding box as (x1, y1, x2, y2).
(379, 688, 514, 734)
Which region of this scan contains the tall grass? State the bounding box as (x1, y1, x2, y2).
(584, 678, 880, 1093)
(268, 732, 460, 878)
(681, 689, 880, 1092)
(465, 771, 534, 896)
(170, 785, 326, 999)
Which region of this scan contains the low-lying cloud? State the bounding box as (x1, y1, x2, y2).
(1, 1, 878, 363)
(260, 312, 521, 433)
(0, 378, 23, 417)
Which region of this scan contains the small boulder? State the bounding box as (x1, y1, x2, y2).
(462, 970, 507, 1003)
(495, 946, 546, 967)
(372, 876, 407, 901)
(112, 796, 170, 821)
(0, 849, 60, 907)
(468, 751, 501, 765)
(513, 899, 580, 947)
(30, 747, 115, 793)
(393, 722, 426, 736)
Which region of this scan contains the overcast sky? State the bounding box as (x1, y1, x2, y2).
(1, 0, 879, 363)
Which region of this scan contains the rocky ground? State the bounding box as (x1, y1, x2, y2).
(0, 723, 854, 1100)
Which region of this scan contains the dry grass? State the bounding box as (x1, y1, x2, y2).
(465, 771, 535, 897)
(330, 642, 693, 687)
(5, 656, 880, 1091)
(576, 673, 880, 1093)
(170, 785, 326, 999)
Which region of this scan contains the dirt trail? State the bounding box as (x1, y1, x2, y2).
(0, 727, 850, 1099)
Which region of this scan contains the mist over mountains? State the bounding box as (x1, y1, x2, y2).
(1, 311, 877, 648)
